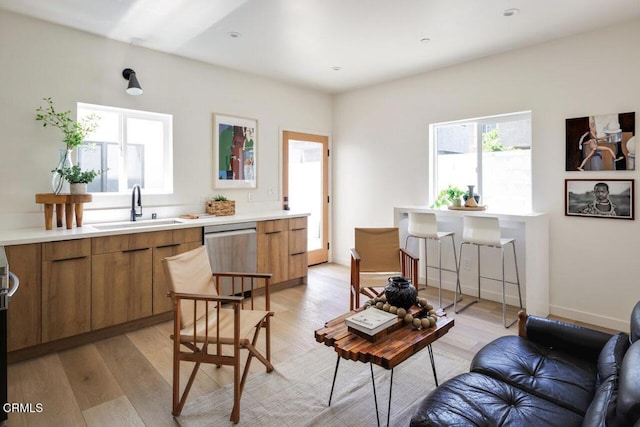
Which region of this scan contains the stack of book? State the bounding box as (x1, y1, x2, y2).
(345, 308, 399, 342)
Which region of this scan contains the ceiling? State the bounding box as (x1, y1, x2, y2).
(2, 0, 640, 94)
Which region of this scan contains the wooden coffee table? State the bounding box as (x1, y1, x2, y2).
(315, 310, 454, 427)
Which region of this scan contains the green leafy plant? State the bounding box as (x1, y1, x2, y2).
(35, 97, 100, 150)
(54, 164, 103, 184)
(482, 129, 514, 152)
(431, 185, 465, 208)
(212, 194, 229, 201)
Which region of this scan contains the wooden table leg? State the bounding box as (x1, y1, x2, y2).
(35, 193, 92, 230)
(55, 203, 64, 228)
(74, 203, 85, 227)
(43, 204, 54, 230)
(64, 203, 74, 229)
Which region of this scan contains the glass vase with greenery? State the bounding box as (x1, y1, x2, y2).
(35, 97, 100, 150)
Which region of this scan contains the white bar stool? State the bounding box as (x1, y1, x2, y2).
(454, 215, 523, 328)
(404, 212, 461, 309)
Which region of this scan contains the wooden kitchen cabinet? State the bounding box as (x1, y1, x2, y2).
(257, 217, 308, 285)
(5, 244, 41, 351)
(151, 228, 202, 314)
(288, 217, 308, 280)
(91, 234, 153, 330)
(257, 219, 288, 284)
(92, 228, 203, 326)
(6, 226, 204, 359)
(42, 239, 92, 342)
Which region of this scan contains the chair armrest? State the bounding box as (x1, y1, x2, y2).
(522, 312, 613, 362)
(400, 248, 418, 261)
(211, 272, 273, 280)
(168, 291, 243, 304)
(350, 248, 360, 261)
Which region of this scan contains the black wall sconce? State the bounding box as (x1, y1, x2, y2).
(122, 68, 143, 95)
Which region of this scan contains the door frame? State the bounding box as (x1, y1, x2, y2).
(282, 130, 330, 266)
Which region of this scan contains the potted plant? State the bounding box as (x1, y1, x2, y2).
(53, 164, 103, 194)
(206, 194, 236, 216)
(36, 97, 100, 194)
(431, 185, 465, 208)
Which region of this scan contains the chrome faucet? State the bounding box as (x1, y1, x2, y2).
(131, 184, 142, 221)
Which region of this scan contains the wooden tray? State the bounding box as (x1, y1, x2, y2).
(448, 205, 487, 211)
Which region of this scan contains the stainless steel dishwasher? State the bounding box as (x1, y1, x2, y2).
(203, 222, 257, 295)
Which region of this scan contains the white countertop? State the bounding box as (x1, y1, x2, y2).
(0, 210, 309, 246)
(394, 205, 547, 222)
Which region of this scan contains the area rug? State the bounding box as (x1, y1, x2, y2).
(175, 344, 470, 427)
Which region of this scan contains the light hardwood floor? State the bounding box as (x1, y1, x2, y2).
(5, 263, 603, 426)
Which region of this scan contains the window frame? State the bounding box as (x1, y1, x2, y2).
(429, 111, 532, 212)
(77, 103, 173, 195)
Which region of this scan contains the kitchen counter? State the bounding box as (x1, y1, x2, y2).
(0, 210, 309, 246)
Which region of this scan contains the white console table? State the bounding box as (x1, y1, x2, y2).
(394, 206, 549, 317)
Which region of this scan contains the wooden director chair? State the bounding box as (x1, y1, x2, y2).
(350, 227, 419, 310)
(162, 246, 273, 424)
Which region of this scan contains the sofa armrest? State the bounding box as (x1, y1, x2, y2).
(519, 312, 613, 363)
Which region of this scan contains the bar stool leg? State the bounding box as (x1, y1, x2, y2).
(423, 237, 428, 291)
(512, 241, 523, 309)
(476, 244, 481, 300)
(454, 242, 478, 313)
(441, 234, 462, 310)
(437, 239, 442, 308)
(502, 242, 521, 328)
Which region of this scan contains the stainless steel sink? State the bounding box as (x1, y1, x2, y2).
(91, 218, 184, 231)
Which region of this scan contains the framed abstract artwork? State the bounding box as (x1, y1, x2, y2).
(565, 112, 635, 172)
(565, 179, 634, 220)
(212, 113, 257, 189)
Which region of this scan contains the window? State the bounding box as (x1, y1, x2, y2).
(76, 103, 173, 194)
(430, 111, 532, 213)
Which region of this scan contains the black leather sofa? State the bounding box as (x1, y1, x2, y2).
(410, 301, 640, 427)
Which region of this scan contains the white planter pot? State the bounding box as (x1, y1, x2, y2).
(70, 183, 87, 194)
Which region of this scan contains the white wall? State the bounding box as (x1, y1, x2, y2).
(332, 19, 640, 330)
(0, 11, 332, 228)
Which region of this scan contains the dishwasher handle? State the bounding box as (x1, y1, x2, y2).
(205, 222, 257, 234)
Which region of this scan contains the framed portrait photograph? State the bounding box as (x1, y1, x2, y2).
(565, 179, 634, 220)
(212, 113, 257, 189)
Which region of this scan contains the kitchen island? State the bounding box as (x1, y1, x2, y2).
(394, 206, 549, 318)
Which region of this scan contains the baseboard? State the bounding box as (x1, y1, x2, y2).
(549, 305, 629, 332)
(8, 312, 173, 364)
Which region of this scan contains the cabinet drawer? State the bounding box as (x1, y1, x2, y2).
(288, 216, 307, 230)
(43, 239, 91, 261)
(258, 219, 287, 234)
(93, 232, 158, 254)
(289, 229, 307, 255)
(152, 228, 203, 248)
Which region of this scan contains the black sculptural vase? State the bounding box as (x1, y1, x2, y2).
(384, 276, 417, 310)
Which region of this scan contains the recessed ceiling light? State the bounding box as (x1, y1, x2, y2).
(420, 37, 431, 43)
(331, 66, 342, 71)
(228, 31, 242, 38)
(503, 8, 519, 17)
